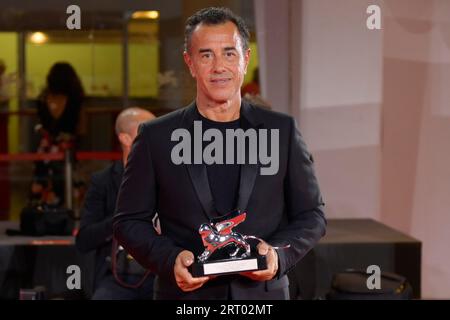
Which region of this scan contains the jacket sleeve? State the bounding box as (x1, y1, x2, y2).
(76, 173, 113, 253)
(113, 124, 184, 283)
(267, 117, 327, 278)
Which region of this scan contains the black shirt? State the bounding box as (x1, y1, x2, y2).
(196, 109, 241, 217)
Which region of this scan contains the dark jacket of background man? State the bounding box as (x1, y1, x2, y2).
(76, 160, 155, 299)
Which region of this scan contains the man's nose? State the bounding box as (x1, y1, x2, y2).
(212, 56, 226, 73)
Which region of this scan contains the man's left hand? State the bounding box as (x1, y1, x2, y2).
(240, 241, 278, 281)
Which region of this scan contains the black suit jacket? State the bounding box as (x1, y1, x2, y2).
(75, 161, 123, 288)
(113, 101, 326, 299)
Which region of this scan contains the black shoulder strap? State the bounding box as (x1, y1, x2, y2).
(111, 237, 152, 289)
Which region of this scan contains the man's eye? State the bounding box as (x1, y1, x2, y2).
(226, 52, 236, 57)
(201, 53, 211, 59)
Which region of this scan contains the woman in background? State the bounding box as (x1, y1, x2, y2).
(31, 62, 84, 207)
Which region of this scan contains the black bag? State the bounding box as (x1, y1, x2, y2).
(19, 205, 75, 236)
(327, 269, 413, 300)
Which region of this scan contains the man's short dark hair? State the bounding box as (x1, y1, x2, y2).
(184, 7, 250, 53)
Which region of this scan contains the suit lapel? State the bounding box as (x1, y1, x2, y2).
(180, 103, 216, 219)
(236, 162, 259, 212)
(236, 102, 263, 212)
(186, 164, 216, 219)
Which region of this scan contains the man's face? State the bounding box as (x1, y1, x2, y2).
(184, 21, 250, 105)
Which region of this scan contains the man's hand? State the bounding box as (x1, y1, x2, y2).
(240, 241, 278, 281)
(174, 250, 211, 292)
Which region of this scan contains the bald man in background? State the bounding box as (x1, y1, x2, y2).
(76, 107, 156, 300)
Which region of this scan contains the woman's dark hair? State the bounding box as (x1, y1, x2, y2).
(46, 62, 84, 101)
(184, 7, 250, 53)
(38, 62, 85, 136)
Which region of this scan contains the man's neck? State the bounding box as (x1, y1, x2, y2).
(196, 97, 241, 122)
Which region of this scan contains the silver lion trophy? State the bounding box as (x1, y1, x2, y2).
(190, 209, 268, 277)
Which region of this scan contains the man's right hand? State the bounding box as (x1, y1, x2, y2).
(174, 250, 210, 292)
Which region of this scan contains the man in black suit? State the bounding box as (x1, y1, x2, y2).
(76, 107, 155, 299)
(114, 7, 326, 300)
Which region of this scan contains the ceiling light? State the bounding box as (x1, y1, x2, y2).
(30, 32, 48, 44)
(132, 11, 159, 20)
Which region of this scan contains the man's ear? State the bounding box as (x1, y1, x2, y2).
(183, 51, 196, 78)
(243, 48, 251, 75)
(118, 132, 132, 148)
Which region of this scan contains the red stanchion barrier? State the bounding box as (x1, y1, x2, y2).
(0, 151, 121, 162)
(75, 152, 122, 161)
(0, 152, 65, 162)
(0, 108, 125, 220)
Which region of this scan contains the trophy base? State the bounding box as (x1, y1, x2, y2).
(190, 254, 267, 277)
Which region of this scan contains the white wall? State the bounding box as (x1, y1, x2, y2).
(257, 0, 384, 220)
(382, 0, 450, 299)
(255, 0, 450, 298)
(298, 0, 383, 240)
(254, 0, 291, 115)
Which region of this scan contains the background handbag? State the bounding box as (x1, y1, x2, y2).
(19, 205, 75, 236)
(326, 269, 413, 300)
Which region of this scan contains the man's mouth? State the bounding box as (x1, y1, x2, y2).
(210, 78, 231, 84)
